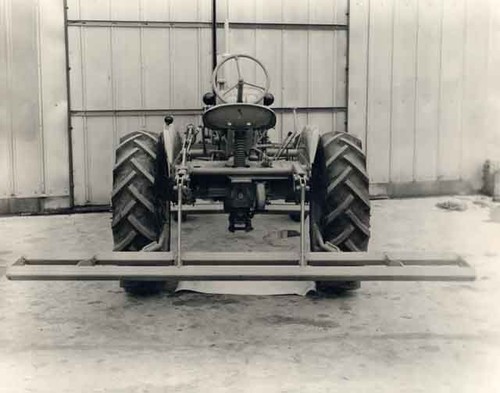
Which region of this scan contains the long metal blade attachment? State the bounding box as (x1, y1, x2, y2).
(7, 251, 474, 282)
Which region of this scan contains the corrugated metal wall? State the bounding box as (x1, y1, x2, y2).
(0, 0, 69, 208)
(2, 0, 500, 211)
(66, 0, 349, 205)
(349, 0, 500, 195)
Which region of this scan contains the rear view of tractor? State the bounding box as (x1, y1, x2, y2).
(112, 54, 370, 294)
(7, 54, 474, 290)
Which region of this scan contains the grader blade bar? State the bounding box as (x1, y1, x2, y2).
(6, 252, 475, 282)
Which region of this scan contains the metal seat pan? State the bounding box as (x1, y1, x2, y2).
(203, 103, 277, 130)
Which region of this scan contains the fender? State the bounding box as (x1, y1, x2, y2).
(297, 125, 320, 168)
(162, 121, 182, 174)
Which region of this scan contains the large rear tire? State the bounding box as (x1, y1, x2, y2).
(111, 131, 171, 295)
(309, 131, 371, 293)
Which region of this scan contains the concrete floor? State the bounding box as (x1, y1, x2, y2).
(0, 196, 499, 392)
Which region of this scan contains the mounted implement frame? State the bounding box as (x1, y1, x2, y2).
(7, 252, 474, 282)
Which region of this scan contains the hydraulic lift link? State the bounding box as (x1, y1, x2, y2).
(175, 169, 188, 267)
(294, 173, 308, 267)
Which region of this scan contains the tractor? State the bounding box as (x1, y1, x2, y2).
(7, 54, 474, 292)
(112, 54, 370, 294)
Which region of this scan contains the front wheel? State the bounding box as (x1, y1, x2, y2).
(309, 132, 371, 293)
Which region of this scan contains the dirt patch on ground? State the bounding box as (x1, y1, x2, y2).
(258, 314, 340, 329)
(172, 294, 241, 307)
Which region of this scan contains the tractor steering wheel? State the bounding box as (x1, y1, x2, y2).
(212, 54, 270, 104)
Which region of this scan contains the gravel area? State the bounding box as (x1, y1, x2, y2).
(0, 196, 499, 392)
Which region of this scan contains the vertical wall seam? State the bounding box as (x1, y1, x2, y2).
(80, 23, 89, 202)
(139, 0, 146, 129)
(108, 0, 117, 147)
(458, 0, 468, 181)
(168, 27, 173, 108)
(63, 0, 75, 205)
(332, 30, 337, 131)
(168, 0, 173, 109)
(35, 0, 46, 195)
(363, 0, 371, 156)
(436, 0, 445, 180)
(0, 0, 5, 197)
(412, 0, 420, 182)
(344, 0, 349, 132)
(486, 0, 497, 159)
(197, 0, 201, 111)
(4, 0, 15, 196)
(306, 0, 310, 126)
(388, 0, 396, 183)
(484, 0, 492, 159)
(108, 0, 115, 201)
(109, 21, 118, 148)
(332, 1, 338, 130)
(253, 0, 257, 83)
(279, 0, 284, 141)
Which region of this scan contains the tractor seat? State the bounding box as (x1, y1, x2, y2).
(202, 103, 276, 131)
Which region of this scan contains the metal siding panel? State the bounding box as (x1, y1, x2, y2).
(110, 0, 140, 20)
(171, 28, 199, 108)
(348, 0, 369, 145)
(282, 30, 308, 107)
(71, 116, 87, 205)
(112, 28, 142, 109)
(65, 0, 350, 205)
(461, 0, 490, 188)
(66, 0, 79, 19)
(334, 111, 346, 132)
(309, 30, 334, 107)
(116, 117, 144, 140)
(228, 0, 256, 22)
(366, 0, 393, 183)
(68, 26, 82, 110)
(79, 0, 110, 20)
(335, 0, 349, 25)
(231, 28, 256, 56)
(198, 0, 211, 22)
(282, 0, 308, 23)
(142, 28, 171, 109)
(217, 0, 228, 20)
(414, 0, 442, 182)
(255, 29, 282, 106)
(199, 27, 212, 95)
(171, 0, 201, 22)
(309, 0, 334, 23)
(39, 0, 69, 196)
(0, 0, 12, 197)
(308, 112, 333, 133)
(390, 0, 418, 183)
(281, 112, 307, 137)
(145, 115, 166, 132)
(437, 0, 465, 180)
(486, 0, 500, 162)
(142, 0, 170, 20)
(256, 0, 282, 23)
(334, 31, 347, 107)
(83, 27, 113, 109)
(10, 0, 42, 196)
(86, 117, 114, 204)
